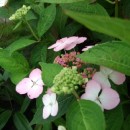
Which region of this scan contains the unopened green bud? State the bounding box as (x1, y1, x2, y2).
(51, 67, 85, 94)
(9, 5, 31, 21)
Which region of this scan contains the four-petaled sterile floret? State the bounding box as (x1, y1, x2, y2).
(9, 5, 31, 21)
(51, 67, 85, 94)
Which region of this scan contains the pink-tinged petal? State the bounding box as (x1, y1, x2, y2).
(64, 43, 77, 50)
(51, 101, 58, 116)
(81, 80, 101, 101)
(48, 37, 68, 49)
(42, 94, 51, 106)
(109, 71, 126, 85)
(77, 37, 87, 44)
(16, 78, 32, 94)
(48, 40, 62, 49)
(46, 88, 53, 95)
(29, 68, 42, 82)
(65, 36, 78, 45)
(93, 72, 111, 88)
(36, 79, 44, 86)
(81, 93, 89, 100)
(27, 84, 43, 99)
(54, 37, 78, 51)
(100, 66, 113, 76)
(82, 46, 93, 51)
(43, 105, 51, 119)
(50, 93, 56, 104)
(99, 88, 120, 110)
(54, 43, 68, 52)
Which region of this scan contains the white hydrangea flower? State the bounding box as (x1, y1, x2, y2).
(0, 0, 8, 7)
(58, 125, 66, 130)
(42, 93, 58, 119)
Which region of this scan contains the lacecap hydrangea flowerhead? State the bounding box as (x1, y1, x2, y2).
(51, 67, 87, 94)
(9, 5, 31, 21)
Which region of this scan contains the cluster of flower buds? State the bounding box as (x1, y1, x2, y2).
(51, 67, 85, 94)
(54, 51, 84, 68)
(9, 5, 31, 21)
(81, 67, 97, 79)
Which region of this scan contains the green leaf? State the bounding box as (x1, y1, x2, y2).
(123, 114, 130, 130)
(61, 1, 109, 16)
(30, 94, 75, 125)
(20, 97, 31, 113)
(0, 110, 12, 130)
(13, 112, 32, 130)
(105, 105, 124, 130)
(25, 10, 37, 21)
(66, 100, 105, 130)
(64, 10, 130, 45)
(46, 49, 61, 63)
(38, 0, 88, 3)
(0, 50, 30, 84)
(122, 0, 130, 18)
(40, 62, 63, 86)
(30, 44, 47, 66)
(78, 41, 130, 76)
(0, 8, 9, 18)
(37, 4, 56, 37)
(6, 38, 36, 54)
(54, 6, 68, 35)
(62, 22, 82, 37)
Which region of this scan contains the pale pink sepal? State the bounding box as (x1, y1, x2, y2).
(29, 68, 44, 86)
(99, 88, 120, 110)
(92, 72, 111, 88)
(27, 84, 43, 99)
(100, 66, 113, 76)
(16, 78, 33, 94)
(109, 71, 126, 85)
(81, 80, 101, 101)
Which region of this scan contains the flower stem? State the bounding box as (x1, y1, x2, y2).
(115, 0, 119, 17)
(24, 18, 40, 41)
(72, 90, 80, 100)
(34, 125, 43, 130)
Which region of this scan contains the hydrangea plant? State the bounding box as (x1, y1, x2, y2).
(0, 0, 130, 130)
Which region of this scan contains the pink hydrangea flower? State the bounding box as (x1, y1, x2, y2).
(82, 45, 93, 51)
(93, 66, 126, 88)
(16, 68, 44, 99)
(42, 92, 58, 119)
(48, 36, 87, 52)
(81, 80, 120, 110)
(0, 0, 8, 7)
